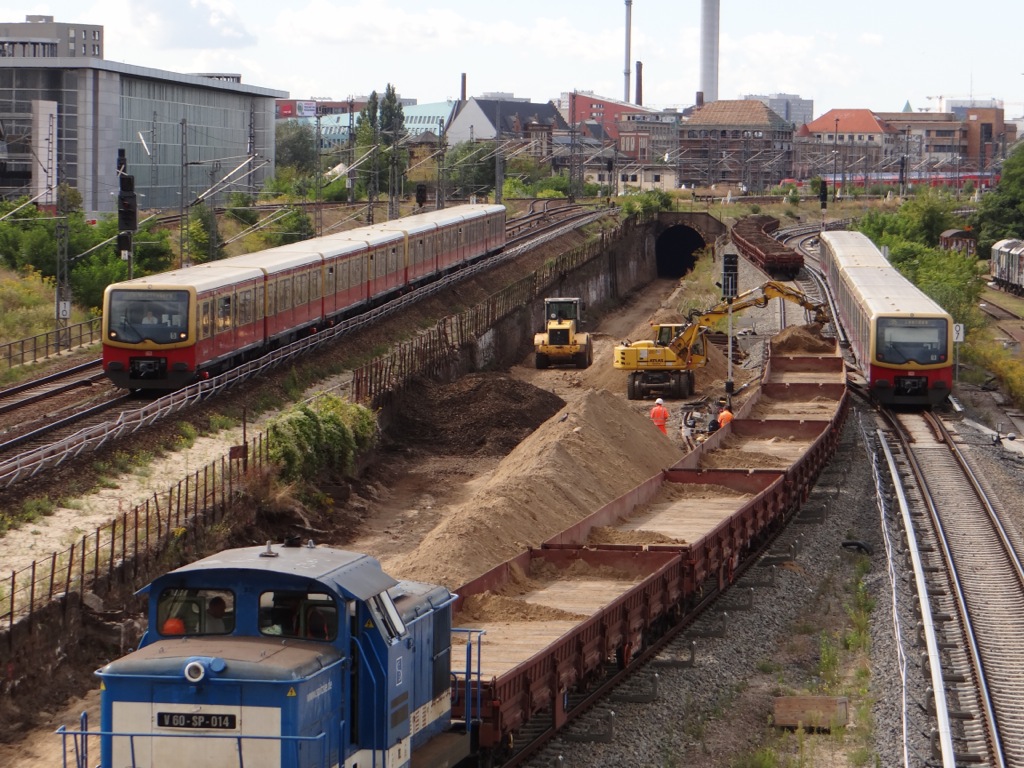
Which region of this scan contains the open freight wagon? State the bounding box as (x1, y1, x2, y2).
(449, 337, 849, 759)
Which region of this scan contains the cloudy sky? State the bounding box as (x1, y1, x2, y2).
(6, 1, 1023, 118)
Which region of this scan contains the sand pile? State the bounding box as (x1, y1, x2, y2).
(770, 323, 835, 354)
(387, 388, 683, 587)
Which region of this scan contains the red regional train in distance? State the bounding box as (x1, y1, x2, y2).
(818, 230, 953, 407)
(102, 204, 507, 390)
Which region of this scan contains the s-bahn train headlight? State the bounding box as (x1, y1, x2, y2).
(184, 660, 206, 683)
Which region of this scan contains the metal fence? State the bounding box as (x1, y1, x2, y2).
(0, 211, 636, 651)
(2, 433, 268, 649)
(0, 318, 102, 371)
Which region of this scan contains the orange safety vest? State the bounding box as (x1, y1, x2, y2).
(650, 404, 670, 434)
(717, 409, 734, 427)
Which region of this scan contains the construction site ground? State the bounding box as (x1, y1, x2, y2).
(2, 238, 1020, 767)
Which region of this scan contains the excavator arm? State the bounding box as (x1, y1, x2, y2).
(668, 281, 829, 356)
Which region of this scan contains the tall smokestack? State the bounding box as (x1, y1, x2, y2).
(460, 73, 467, 102)
(635, 61, 643, 106)
(623, 0, 632, 103)
(699, 0, 720, 103)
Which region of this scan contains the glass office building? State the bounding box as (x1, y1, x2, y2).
(0, 59, 286, 214)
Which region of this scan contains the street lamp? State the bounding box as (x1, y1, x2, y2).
(832, 117, 839, 202)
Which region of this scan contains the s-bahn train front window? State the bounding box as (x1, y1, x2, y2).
(107, 289, 189, 343)
(876, 317, 948, 365)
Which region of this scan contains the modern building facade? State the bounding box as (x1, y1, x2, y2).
(0, 15, 103, 59)
(0, 58, 286, 214)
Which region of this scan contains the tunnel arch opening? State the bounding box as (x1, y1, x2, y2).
(655, 225, 708, 279)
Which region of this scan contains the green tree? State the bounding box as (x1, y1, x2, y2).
(894, 188, 958, 247)
(970, 142, 1024, 255)
(276, 120, 317, 175)
(262, 207, 314, 247)
(445, 140, 495, 198)
(186, 203, 223, 264)
(379, 84, 404, 147)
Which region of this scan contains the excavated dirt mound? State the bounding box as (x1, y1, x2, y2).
(395, 373, 565, 456)
(389, 387, 683, 588)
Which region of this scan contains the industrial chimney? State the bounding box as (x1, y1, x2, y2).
(623, 0, 633, 103)
(699, 0, 719, 103)
(460, 73, 467, 102)
(635, 61, 643, 106)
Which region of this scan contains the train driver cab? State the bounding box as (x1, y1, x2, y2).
(106, 288, 189, 344)
(156, 588, 235, 636)
(259, 590, 339, 641)
(876, 316, 948, 365)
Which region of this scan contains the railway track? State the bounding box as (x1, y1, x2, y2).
(877, 409, 1024, 766)
(0, 205, 601, 484)
(0, 361, 132, 454)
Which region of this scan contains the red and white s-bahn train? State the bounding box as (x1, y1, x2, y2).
(102, 204, 507, 390)
(819, 230, 954, 407)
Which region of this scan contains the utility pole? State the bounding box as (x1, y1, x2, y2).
(569, 91, 580, 202)
(55, 183, 70, 349)
(368, 122, 378, 225)
(315, 106, 324, 235)
(436, 117, 447, 210)
(180, 118, 189, 268)
(207, 160, 220, 262)
(347, 97, 356, 204)
(494, 101, 503, 204)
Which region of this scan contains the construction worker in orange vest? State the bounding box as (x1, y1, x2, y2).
(650, 398, 670, 435)
(717, 405, 734, 428)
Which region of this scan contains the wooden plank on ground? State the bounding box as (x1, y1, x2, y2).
(773, 696, 848, 731)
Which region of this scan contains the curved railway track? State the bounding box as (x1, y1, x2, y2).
(877, 409, 1024, 766)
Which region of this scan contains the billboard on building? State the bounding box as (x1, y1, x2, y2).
(296, 101, 317, 117)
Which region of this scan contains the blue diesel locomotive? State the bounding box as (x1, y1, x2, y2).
(65, 541, 478, 768)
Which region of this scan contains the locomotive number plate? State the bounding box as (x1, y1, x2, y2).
(157, 712, 237, 729)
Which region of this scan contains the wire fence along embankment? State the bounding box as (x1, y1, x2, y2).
(0, 213, 636, 654)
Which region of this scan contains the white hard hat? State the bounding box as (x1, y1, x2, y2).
(655, 398, 664, 405)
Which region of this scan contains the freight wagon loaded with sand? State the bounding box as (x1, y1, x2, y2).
(60, 325, 847, 768)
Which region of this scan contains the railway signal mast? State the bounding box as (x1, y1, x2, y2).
(116, 148, 138, 279)
(722, 248, 739, 406)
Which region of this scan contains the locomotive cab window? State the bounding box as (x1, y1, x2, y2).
(259, 590, 337, 641)
(157, 588, 235, 636)
(367, 591, 406, 642)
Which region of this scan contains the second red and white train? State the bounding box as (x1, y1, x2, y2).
(819, 230, 953, 407)
(102, 204, 507, 390)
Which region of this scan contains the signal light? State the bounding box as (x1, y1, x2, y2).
(118, 188, 138, 232)
(819, 180, 828, 208)
(722, 251, 739, 299)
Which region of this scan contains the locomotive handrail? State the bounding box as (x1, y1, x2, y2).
(57, 711, 330, 768)
(452, 628, 487, 731)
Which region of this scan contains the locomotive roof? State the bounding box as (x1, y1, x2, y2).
(821, 231, 950, 318)
(107, 263, 265, 292)
(144, 543, 399, 600)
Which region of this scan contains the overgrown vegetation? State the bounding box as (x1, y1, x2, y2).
(266, 394, 377, 482)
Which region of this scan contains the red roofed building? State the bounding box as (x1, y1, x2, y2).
(795, 109, 895, 183)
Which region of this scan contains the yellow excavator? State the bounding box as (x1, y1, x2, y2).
(613, 281, 830, 400)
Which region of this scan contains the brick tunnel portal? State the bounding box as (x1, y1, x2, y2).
(655, 225, 708, 279)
